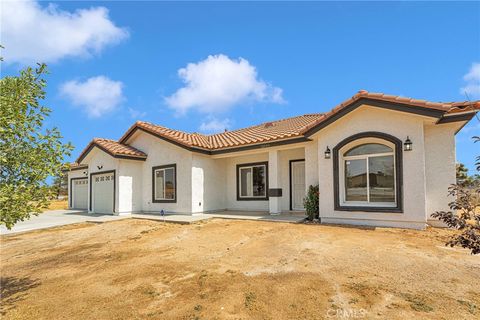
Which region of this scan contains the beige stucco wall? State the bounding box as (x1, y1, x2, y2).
(424, 122, 458, 226)
(191, 154, 227, 213)
(128, 132, 193, 214)
(313, 105, 429, 229)
(117, 160, 143, 214)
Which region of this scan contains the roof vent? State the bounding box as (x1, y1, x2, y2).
(264, 122, 274, 128)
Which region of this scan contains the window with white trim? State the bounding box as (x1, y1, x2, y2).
(341, 142, 396, 206)
(153, 165, 176, 201)
(238, 163, 268, 199)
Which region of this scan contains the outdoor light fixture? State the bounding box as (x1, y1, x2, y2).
(97, 165, 103, 170)
(404, 137, 413, 151)
(83, 171, 88, 176)
(324, 146, 331, 159)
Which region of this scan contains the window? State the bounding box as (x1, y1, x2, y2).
(237, 162, 268, 200)
(152, 164, 176, 203)
(334, 133, 403, 212)
(343, 143, 395, 205)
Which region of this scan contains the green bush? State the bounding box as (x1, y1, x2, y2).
(303, 185, 319, 221)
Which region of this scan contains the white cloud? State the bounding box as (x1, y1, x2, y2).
(60, 76, 124, 118)
(460, 62, 480, 99)
(1, 0, 129, 64)
(128, 107, 147, 119)
(165, 54, 285, 115)
(199, 118, 232, 134)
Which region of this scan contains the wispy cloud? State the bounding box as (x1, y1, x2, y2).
(199, 117, 232, 134)
(460, 62, 480, 99)
(165, 54, 285, 115)
(1, 0, 129, 64)
(60, 76, 124, 118)
(128, 107, 147, 119)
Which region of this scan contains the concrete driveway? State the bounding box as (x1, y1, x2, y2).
(0, 210, 128, 235)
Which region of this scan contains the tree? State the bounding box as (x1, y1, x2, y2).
(456, 163, 473, 186)
(51, 170, 69, 199)
(431, 136, 480, 254)
(0, 62, 73, 229)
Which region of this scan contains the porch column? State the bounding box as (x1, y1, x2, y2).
(268, 150, 281, 214)
(304, 142, 319, 191)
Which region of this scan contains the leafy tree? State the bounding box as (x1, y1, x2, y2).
(431, 136, 480, 254)
(51, 170, 69, 198)
(456, 163, 473, 186)
(0, 62, 73, 229)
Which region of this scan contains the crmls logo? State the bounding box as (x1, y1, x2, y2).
(326, 308, 367, 318)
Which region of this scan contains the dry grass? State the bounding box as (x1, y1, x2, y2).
(1, 219, 479, 319)
(44, 200, 68, 211)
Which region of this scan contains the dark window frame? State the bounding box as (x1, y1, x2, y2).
(236, 161, 269, 201)
(333, 132, 403, 213)
(152, 164, 177, 203)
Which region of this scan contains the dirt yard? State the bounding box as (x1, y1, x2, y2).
(1, 219, 479, 319)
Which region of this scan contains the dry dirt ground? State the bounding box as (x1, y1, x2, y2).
(1, 219, 479, 320)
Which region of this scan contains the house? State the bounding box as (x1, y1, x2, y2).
(67, 90, 479, 229)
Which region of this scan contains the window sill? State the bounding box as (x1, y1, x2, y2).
(153, 199, 177, 203)
(334, 205, 403, 213)
(237, 197, 269, 201)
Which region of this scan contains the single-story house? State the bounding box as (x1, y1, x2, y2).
(67, 90, 479, 229)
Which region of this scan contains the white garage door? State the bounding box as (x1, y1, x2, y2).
(72, 178, 88, 210)
(92, 172, 114, 214)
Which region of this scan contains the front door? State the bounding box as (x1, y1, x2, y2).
(291, 161, 306, 210)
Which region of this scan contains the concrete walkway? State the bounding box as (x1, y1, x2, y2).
(204, 211, 306, 223)
(0, 210, 128, 235)
(1, 210, 306, 236)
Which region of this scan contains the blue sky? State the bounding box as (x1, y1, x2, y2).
(2, 1, 480, 171)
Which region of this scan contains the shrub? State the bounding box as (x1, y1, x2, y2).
(303, 185, 319, 221)
(431, 136, 480, 255)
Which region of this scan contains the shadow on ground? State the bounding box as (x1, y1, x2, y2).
(0, 276, 40, 315)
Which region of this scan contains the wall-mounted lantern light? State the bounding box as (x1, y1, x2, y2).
(324, 146, 331, 159)
(404, 137, 413, 151)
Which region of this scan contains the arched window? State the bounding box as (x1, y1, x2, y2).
(343, 143, 395, 204)
(333, 132, 403, 212)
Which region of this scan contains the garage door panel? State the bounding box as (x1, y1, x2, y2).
(92, 172, 114, 214)
(72, 178, 88, 210)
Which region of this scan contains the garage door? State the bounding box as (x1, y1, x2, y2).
(92, 172, 114, 214)
(71, 178, 88, 209)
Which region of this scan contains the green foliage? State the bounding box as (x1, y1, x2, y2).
(431, 136, 480, 255)
(456, 162, 479, 187)
(51, 170, 69, 198)
(0, 63, 73, 229)
(303, 184, 319, 221)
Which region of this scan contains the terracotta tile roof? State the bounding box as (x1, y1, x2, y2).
(122, 114, 324, 151)
(76, 138, 147, 163)
(300, 90, 480, 134)
(208, 113, 323, 149)
(75, 90, 479, 160)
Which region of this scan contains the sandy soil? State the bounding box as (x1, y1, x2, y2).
(1, 219, 479, 319)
